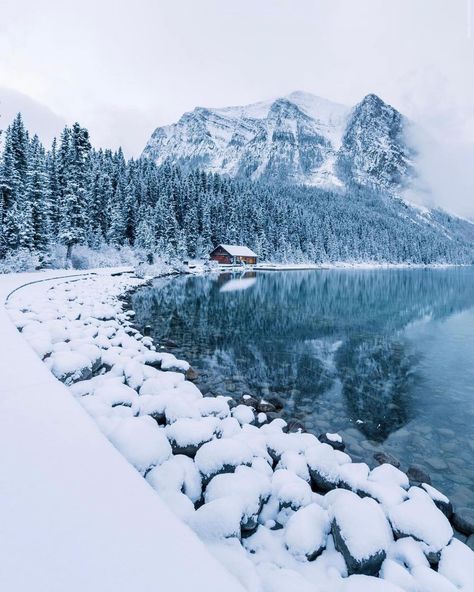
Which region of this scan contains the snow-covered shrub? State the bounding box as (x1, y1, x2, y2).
(0, 249, 41, 273)
(47, 244, 68, 269)
(70, 245, 138, 269)
(134, 256, 177, 279)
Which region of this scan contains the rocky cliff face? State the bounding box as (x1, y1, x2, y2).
(336, 94, 415, 190)
(143, 91, 415, 191)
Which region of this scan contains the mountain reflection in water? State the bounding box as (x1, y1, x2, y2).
(132, 268, 474, 509)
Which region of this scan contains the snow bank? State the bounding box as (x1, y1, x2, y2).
(0, 269, 245, 592)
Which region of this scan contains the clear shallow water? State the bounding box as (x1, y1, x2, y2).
(132, 269, 474, 510)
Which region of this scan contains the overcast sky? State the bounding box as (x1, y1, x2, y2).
(1, 0, 473, 214)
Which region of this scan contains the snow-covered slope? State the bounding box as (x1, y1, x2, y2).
(143, 91, 414, 190)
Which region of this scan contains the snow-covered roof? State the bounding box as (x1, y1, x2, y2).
(215, 244, 258, 257)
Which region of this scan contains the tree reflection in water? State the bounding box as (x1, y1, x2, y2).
(131, 268, 474, 443)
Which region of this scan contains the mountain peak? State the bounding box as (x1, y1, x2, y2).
(359, 93, 384, 105)
(143, 92, 413, 191)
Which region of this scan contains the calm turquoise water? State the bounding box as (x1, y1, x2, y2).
(132, 269, 474, 510)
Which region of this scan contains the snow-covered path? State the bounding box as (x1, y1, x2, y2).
(0, 268, 244, 592)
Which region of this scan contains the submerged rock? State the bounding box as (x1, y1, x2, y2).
(285, 420, 306, 433)
(265, 394, 285, 411)
(452, 508, 474, 536)
(240, 393, 258, 408)
(407, 465, 432, 486)
(425, 457, 448, 471)
(373, 451, 401, 469)
(256, 399, 276, 413)
(185, 366, 199, 381)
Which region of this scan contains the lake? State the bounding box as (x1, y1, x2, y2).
(131, 268, 474, 511)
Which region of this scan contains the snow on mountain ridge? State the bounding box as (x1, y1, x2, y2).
(143, 91, 413, 190)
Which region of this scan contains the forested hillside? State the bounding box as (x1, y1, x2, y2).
(1, 113, 474, 269)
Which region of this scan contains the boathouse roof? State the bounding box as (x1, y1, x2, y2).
(213, 244, 258, 257)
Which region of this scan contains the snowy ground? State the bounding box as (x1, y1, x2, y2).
(1, 268, 473, 592)
(0, 269, 244, 592)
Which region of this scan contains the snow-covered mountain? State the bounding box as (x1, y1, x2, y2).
(142, 91, 415, 191)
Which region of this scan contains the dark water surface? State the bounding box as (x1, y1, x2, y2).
(132, 268, 474, 510)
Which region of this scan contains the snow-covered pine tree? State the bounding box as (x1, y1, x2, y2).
(58, 123, 92, 262)
(0, 114, 32, 254)
(27, 134, 51, 256)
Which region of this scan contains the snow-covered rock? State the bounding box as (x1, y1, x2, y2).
(271, 469, 313, 512)
(189, 496, 243, 541)
(108, 416, 172, 474)
(380, 558, 419, 592)
(330, 490, 393, 575)
(340, 574, 406, 592)
(166, 417, 217, 457)
(232, 404, 255, 426)
(369, 464, 410, 490)
(205, 465, 271, 533)
(410, 565, 458, 592)
(438, 538, 474, 589)
(140, 371, 185, 395)
(195, 438, 254, 484)
(49, 351, 93, 384)
(306, 443, 343, 491)
(319, 431, 345, 451)
(388, 488, 453, 563)
(276, 450, 310, 482)
(386, 536, 430, 570)
(284, 502, 330, 561)
(420, 483, 453, 519)
(159, 352, 190, 373)
(146, 454, 202, 503)
(198, 396, 231, 419)
(94, 382, 138, 408)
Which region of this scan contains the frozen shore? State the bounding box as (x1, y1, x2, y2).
(2, 268, 473, 592)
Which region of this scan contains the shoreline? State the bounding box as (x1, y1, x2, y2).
(128, 271, 474, 519)
(3, 268, 474, 591)
(214, 261, 471, 272)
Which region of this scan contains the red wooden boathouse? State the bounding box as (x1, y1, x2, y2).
(209, 244, 258, 265)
